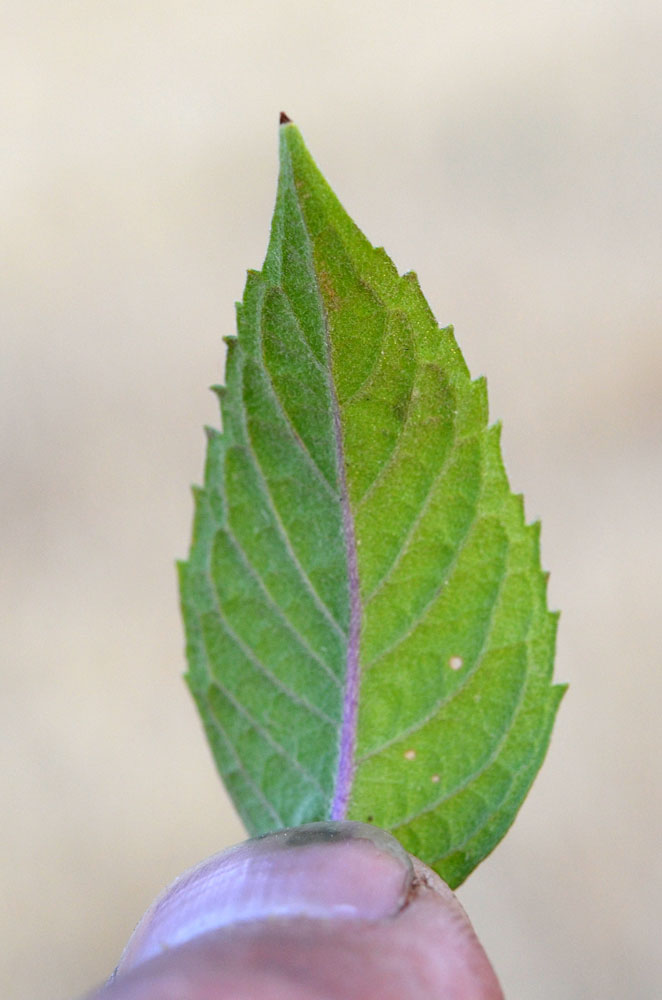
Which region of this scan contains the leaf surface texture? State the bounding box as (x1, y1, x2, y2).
(179, 123, 565, 887)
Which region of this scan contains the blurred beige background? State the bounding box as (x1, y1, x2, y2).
(3, 2, 661, 997)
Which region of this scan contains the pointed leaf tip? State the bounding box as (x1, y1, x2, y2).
(279, 111, 292, 125)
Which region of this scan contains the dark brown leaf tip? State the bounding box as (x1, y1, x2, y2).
(279, 111, 292, 125)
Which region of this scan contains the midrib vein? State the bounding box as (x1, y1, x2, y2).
(328, 393, 361, 820)
(284, 140, 362, 821)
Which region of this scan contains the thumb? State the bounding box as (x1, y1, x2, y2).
(88, 822, 503, 1000)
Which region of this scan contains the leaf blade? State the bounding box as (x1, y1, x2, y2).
(180, 120, 565, 885)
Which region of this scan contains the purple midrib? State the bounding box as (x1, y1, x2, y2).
(287, 151, 361, 821)
(329, 395, 362, 821)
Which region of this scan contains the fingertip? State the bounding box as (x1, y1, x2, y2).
(90, 828, 503, 1000)
(115, 823, 412, 977)
(396, 855, 504, 999)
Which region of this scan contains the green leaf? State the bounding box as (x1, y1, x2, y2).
(179, 119, 565, 888)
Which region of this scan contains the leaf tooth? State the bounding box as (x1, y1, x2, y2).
(372, 246, 400, 280)
(398, 270, 437, 325)
(471, 373, 488, 403)
(510, 491, 526, 525)
(549, 608, 561, 635)
(189, 485, 207, 526)
(528, 517, 542, 546)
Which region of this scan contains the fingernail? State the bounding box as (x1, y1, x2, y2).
(115, 822, 413, 976)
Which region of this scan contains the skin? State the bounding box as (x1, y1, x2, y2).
(87, 830, 503, 1000)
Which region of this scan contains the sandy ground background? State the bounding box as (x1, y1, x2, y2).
(3, 2, 661, 998)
